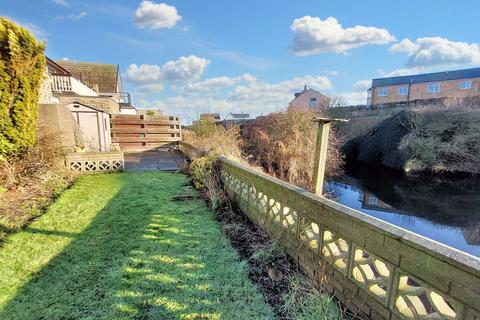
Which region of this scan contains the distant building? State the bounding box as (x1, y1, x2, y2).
(221, 112, 255, 126)
(224, 112, 250, 121)
(368, 67, 480, 107)
(200, 113, 221, 122)
(289, 85, 331, 111)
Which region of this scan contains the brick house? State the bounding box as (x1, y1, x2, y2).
(367, 67, 480, 107)
(289, 85, 331, 111)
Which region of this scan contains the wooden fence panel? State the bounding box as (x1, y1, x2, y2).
(111, 115, 181, 150)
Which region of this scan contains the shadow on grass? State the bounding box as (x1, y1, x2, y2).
(0, 172, 272, 320)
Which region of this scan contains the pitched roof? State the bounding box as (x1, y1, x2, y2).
(55, 60, 120, 94)
(372, 67, 480, 87)
(46, 57, 71, 76)
(293, 88, 329, 99)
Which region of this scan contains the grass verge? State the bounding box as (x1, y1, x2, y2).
(0, 172, 273, 319)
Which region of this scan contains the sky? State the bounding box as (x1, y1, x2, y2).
(3, 0, 480, 123)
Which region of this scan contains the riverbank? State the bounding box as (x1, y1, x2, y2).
(339, 105, 480, 175)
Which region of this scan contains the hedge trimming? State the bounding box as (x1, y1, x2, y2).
(0, 17, 46, 156)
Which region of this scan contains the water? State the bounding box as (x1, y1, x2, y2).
(327, 163, 480, 257)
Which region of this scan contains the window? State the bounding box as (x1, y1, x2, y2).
(378, 88, 388, 97)
(398, 87, 409, 96)
(368, 196, 378, 205)
(460, 80, 472, 90)
(310, 97, 317, 108)
(428, 83, 440, 93)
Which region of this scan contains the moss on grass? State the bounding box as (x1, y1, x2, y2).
(0, 172, 273, 319)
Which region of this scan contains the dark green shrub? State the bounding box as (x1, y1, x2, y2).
(0, 17, 46, 156)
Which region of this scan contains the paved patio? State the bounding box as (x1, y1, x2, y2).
(124, 149, 187, 171)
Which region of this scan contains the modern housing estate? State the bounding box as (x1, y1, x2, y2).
(367, 67, 480, 107)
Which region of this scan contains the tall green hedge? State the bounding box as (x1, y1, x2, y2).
(0, 17, 46, 156)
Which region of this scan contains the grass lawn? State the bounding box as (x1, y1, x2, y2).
(0, 172, 273, 319)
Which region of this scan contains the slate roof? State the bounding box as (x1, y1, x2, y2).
(372, 67, 480, 87)
(55, 60, 121, 94)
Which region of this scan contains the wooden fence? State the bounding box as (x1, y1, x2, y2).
(111, 115, 181, 151)
(179, 142, 480, 320)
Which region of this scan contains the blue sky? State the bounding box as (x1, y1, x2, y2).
(3, 0, 480, 122)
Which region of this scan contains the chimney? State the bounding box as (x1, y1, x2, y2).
(304, 84, 307, 91)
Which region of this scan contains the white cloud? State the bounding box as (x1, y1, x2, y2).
(136, 83, 165, 93)
(52, 0, 69, 6)
(126, 63, 162, 83)
(229, 76, 332, 103)
(333, 80, 371, 106)
(135, 75, 333, 124)
(183, 74, 255, 92)
(161, 55, 210, 81)
(290, 16, 395, 56)
(134, 1, 181, 30)
(389, 37, 480, 68)
(338, 91, 367, 106)
(126, 55, 209, 85)
(55, 11, 88, 21)
(389, 38, 418, 55)
(353, 80, 371, 91)
(73, 11, 88, 20)
(383, 66, 434, 77)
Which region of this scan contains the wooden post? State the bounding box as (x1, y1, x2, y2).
(312, 117, 349, 196)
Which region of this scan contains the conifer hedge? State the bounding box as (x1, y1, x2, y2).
(0, 18, 46, 156)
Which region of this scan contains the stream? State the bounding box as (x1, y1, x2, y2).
(327, 163, 480, 257)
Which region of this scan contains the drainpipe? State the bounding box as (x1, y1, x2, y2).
(371, 87, 375, 107)
(407, 80, 413, 107)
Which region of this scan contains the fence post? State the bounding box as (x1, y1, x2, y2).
(312, 117, 348, 195)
